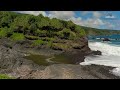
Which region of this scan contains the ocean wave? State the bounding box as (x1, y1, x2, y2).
(80, 41, 120, 77)
(88, 41, 120, 56)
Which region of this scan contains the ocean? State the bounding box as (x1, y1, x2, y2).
(80, 34, 120, 77)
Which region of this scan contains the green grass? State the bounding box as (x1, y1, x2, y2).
(32, 39, 46, 46)
(10, 33, 25, 41)
(57, 28, 77, 40)
(0, 74, 14, 79)
(0, 28, 13, 38)
(25, 35, 40, 40)
(47, 41, 53, 48)
(0, 29, 7, 38)
(51, 43, 71, 50)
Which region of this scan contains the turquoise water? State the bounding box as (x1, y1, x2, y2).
(88, 34, 120, 46)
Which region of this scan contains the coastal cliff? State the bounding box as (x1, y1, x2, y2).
(0, 11, 118, 79)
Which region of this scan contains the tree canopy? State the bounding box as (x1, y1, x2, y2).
(0, 11, 86, 40)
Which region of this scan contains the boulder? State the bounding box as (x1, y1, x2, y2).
(103, 38, 110, 41)
(91, 50, 102, 55)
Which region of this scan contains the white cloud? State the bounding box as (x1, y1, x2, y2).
(14, 11, 116, 30)
(105, 15, 116, 19)
(104, 21, 115, 29)
(82, 18, 105, 28)
(92, 11, 102, 18)
(69, 17, 82, 24)
(47, 11, 75, 20)
(69, 17, 105, 28)
(15, 11, 47, 16)
(81, 11, 90, 15)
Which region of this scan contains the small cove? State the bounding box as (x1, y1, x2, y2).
(24, 53, 75, 66)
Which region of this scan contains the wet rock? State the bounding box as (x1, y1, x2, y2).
(91, 50, 102, 55)
(103, 38, 110, 41)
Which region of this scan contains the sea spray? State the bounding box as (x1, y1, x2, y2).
(80, 41, 120, 77)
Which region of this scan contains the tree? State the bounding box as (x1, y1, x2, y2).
(11, 15, 30, 33)
(49, 18, 63, 30)
(75, 25, 86, 37)
(66, 20, 75, 30)
(0, 11, 18, 28)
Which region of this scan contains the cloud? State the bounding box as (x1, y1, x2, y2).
(14, 11, 117, 30)
(82, 18, 105, 28)
(105, 15, 116, 19)
(15, 11, 47, 16)
(69, 17, 105, 28)
(69, 17, 82, 24)
(47, 11, 75, 20)
(81, 11, 90, 15)
(92, 11, 102, 18)
(105, 22, 115, 29)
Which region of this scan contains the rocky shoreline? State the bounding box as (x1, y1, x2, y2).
(0, 38, 119, 79)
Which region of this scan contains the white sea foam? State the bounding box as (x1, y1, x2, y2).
(88, 41, 120, 56)
(80, 41, 120, 77)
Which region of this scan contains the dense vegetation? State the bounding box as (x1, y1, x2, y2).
(0, 11, 120, 50)
(82, 26, 120, 36)
(0, 11, 86, 50)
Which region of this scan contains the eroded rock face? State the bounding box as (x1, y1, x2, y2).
(0, 43, 118, 79)
(0, 37, 107, 79)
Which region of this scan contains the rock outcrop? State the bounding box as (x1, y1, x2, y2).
(91, 50, 102, 55)
(103, 38, 110, 41)
(0, 38, 119, 79)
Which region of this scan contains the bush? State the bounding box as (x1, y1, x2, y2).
(57, 28, 70, 39)
(79, 29, 86, 37)
(69, 31, 76, 40)
(47, 41, 53, 48)
(51, 43, 70, 50)
(42, 37, 55, 42)
(25, 35, 39, 40)
(75, 25, 86, 37)
(0, 28, 12, 38)
(0, 29, 7, 38)
(32, 40, 46, 46)
(0, 74, 14, 79)
(57, 28, 76, 40)
(10, 33, 25, 41)
(35, 29, 47, 37)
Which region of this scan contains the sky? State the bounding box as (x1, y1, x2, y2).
(15, 11, 120, 30)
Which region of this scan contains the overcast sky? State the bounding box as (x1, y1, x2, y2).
(15, 11, 120, 30)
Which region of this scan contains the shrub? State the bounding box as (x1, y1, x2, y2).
(0, 28, 13, 38)
(79, 29, 86, 37)
(35, 29, 47, 37)
(51, 43, 70, 50)
(25, 35, 39, 40)
(47, 41, 53, 48)
(69, 31, 76, 40)
(42, 37, 55, 42)
(57, 28, 76, 40)
(32, 40, 46, 46)
(75, 25, 86, 37)
(0, 29, 7, 38)
(57, 28, 70, 39)
(10, 33, 25, 41)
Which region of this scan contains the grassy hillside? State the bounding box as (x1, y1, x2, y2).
(82, 26, 120, 36)
(0, 11, 119, 51)
(0, 11, 86, 51)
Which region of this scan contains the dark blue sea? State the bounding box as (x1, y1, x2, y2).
(88, 34, 120, 46)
